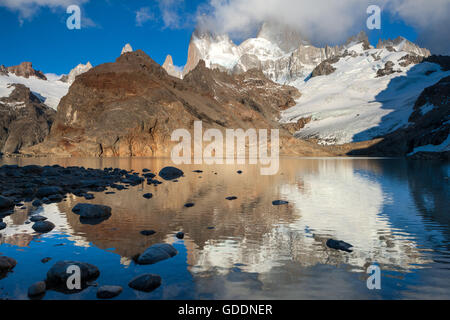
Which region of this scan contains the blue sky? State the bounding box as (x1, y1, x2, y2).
(0, 0, 422, 75)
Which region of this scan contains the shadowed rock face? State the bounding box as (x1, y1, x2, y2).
(0, 84, 56, 154)
(26, 50, 331, 157)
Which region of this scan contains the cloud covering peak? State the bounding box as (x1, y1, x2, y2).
(197, 0, 450, 54)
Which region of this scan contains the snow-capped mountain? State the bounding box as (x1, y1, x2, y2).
(178, 22, 446, 152)
(281, 43, 448, 145)
(0, 64, 69, 110)
(60, 62, 92, 85)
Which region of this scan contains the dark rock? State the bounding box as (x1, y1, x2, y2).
(272, 200, 289, 205)
(136, 243, 178, 265)
(0, 221, 6, 230)
(83, 193, 95, 200)
(32, 221, 55, 233)
(184, 203, 195, 208)
(193, 170, 203, 173)
(35, 186, 63, 198)
(326, 239, 354, 253)
(143, 173, 156, 179)
(48, 194, 63, 202)
(376, 61, 398, 77)
(140, 230, 156, 236)
(226, 196, 238, 201)
(0, 256, 17, 277)
(72, 203, 112, 219)
(97, 285, 123, 299)
(159, 167, 184, 181)
(46, 261, 100, 288)
(143, 193, 153, 199)
(0, 196, 14, 211)
(237, 170, 243, 174)
(128, 274, 162, 293)
(32, 199, 42, 207)
(30, 215, 47, 222)
(28, 281, 46, 298)
(0, 84, 55, 154)
(176, 232, 185, 239)
(311, 57, 339, 77)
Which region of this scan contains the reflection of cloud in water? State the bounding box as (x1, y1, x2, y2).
(190, 160, 432, 276)
(1, 202, 90, 248)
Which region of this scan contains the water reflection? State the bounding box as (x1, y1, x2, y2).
(0, 157, 449, 299)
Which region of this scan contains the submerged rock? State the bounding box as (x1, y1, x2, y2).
(140, 230, 156, 236)
(30, 215, 48, 222)
(176, 232, 185, 239)
(72, 203, 112, 219)
(0, 256, 17, 275)
(326, 239, 354, 253)
(32, 221, 55, 233)
(28, 281, 46, 298)
(272, 200, 289, 206)
(128, 274, 162, 292)
(97, 285, 123, 299)
(159, 167, 184, 181)
(136, 243, 178, 265)
(41, 257, 52, 264)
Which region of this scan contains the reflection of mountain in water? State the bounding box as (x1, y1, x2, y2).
(1, 158, 448, 287)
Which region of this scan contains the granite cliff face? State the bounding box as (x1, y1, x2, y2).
(162, 55, 182, 79)
(26, 50, 330, 157)
(0, 84, 55, 154)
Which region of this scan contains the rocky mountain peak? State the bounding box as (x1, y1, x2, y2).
(376, 36, 430, 57)
(62, 62, 93, 84)
(6, 62, 47, 80)
(121, 43, 133, 55)
(257, 21, 308, 53)
(0, 65, 7, 76)
(162, 55, 182, 79)
(345, 31, 370, 49)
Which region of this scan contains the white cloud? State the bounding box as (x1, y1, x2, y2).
(198, 0, 450, 54)
(157, 0, 192, 29)
(0, 0, 88, 20)
(0, 0, 97, 27)
(135, 7, 154, 27)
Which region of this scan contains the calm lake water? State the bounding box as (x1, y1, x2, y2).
(0, 157, 449, 300)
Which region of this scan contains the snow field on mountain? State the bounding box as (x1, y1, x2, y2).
(0, 73, 69, 110)
(281, 46, 450, 145)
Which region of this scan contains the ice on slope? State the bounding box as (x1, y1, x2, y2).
(0, 73, 69, 110)
(281, 48, 450, 145)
